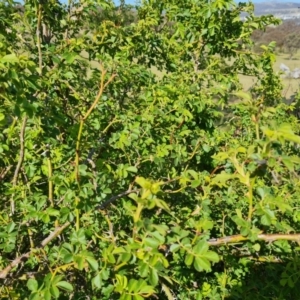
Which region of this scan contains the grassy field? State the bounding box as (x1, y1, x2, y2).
(86, 50, 300, 101)
(239, 52, 300, 100)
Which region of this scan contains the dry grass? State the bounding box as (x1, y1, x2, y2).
(239, 52, 300, 100)
(85, 50, 300, 100)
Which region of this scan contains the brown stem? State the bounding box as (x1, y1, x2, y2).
(0, 166, 12, 181)
(37, 4, 43, 74)
(74, 68, 116, 181)
(11, 116, 27, 214)
(0, 222, 71, 279)
(97, 189, 139, 210)
(208, 233, 300, 246)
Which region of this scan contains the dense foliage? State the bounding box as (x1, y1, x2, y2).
(1, 0, 300, 299)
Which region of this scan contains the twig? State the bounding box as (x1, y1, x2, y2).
(74, 68, 116, 181)
(0, 222, 71, 279)
(0, 166, 12, 181)
(10, 116, 27, 214)
(73, 67, 116, 231)
(208, 233, 300, 246)
(96, 177, 182, 210)
(97, 189, 139, 210)
(37, 4, 43, 75)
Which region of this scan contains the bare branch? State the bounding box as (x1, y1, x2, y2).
(0, 222, 71, 279)
(10, 116, 27, 214)
(97, 189, 139, 210)
(208, 233, 300, 246)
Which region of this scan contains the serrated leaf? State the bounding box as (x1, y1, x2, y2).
(161, 283, 174, 300)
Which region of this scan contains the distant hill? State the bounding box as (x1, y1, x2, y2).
(253, 1, 300, 18)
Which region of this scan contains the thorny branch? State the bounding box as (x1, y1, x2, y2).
(97, 189, 140, 210)
(10, 116, 27, 214)
(208, 233, 300, 246)
(0, 222, 71, 279)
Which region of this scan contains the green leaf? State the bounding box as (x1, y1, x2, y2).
(161, 283, 173, 300)
(280, 279, 287, 286)
(0, 113, 5, 122)
(27, 279, 38, 292)
(260, 209, 276, 226)
(62, 52, 77, 64)
(204, 251, 219, 262)
(170, 244, 180, 253)
(78, 164, 87, 176)
(191, 179, 201, 188)
(185, 253, 194, 266)
(151, 231, 165, 244)
(282, 157, 294, 172)
(139, 262, 149, 277)
(56, 281, 73, 291)
(1, 53, 19, 63)
(85, 256, 99, 271)
(144, 237, 160, 248)
(149, 268, 159, 286)
(7, 222, 16, 233)
(92, 273, 103, 289)
(154, 198, 170, 212)
(193, 257, 211, 272)
(44, 289, 51, 300)
(74, 255, 85, 270)
(126, 166, 138, 173)
(136, 176, 151, 189)
(50, 285, 60, 298)
(139, 284, 156, 294)
(128, 279, 139, 293)
(211, 172, 235, 188)
(193, 240, 209, 254)
(252, 243, 261, 252)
